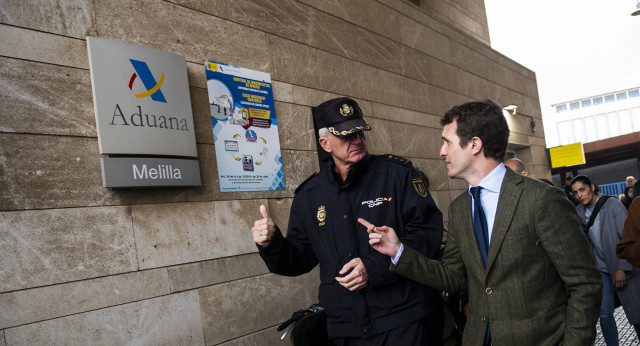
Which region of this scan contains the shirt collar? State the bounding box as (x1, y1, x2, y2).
(468, 163, 507, 194)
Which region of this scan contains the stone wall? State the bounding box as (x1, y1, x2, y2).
(0, 0, 546, 344)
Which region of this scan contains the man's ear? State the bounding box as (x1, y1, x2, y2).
(319, 137, 331, 153)
(522, 170, 529, 176)
(470, 136, 483, 155)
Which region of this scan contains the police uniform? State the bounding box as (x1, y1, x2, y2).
(258, 97, 444, 341)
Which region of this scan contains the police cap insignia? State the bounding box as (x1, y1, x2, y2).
(313, 97, 371, 138)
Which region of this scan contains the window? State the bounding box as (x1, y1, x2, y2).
(593, 97, 603, 105)
(581, 99, 592, 107)
(629, 89, 639, 98)
(556, 104, 567, 113)
(570, 102, 580, 110)
(605, 95, 615, 103)
(617, 92, 627, 101)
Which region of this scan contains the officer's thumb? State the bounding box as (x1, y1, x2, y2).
(260, 204, 270, 220)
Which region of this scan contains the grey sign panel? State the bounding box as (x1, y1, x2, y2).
(87, 37, 197, 157)
(101, 157, 201, 188)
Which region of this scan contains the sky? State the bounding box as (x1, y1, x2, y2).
(484, 0, 640, 142)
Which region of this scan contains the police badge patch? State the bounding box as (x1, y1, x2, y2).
(412, 179, 428, 198)
(317, 205, 326, 226)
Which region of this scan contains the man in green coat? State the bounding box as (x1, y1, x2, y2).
(361, 100, 602, 345)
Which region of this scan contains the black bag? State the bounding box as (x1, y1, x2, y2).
(581, 195, 610, 236)
(277, 305, 332, 346)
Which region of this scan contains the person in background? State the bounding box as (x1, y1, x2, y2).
(503, 158, 527, 176)
(626, 176, 636, 187)
(251, 97, 444, 345)
(571, 175, 640, 343)
(617, 197, 640, 267)
(563, 174, 580, 206)
(619, 186, 634, 210)
(363, 99, 602, 345)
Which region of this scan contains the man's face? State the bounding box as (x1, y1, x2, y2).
(322, 132, 367, 167)
(627, 177, 635, 186)
(440, 120, 474, 181)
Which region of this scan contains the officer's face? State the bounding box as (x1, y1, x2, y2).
(440, 120, 474, 181)
(321, 132, 367, 167)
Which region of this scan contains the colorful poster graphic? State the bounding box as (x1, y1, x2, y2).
(204, 60, 284, 191)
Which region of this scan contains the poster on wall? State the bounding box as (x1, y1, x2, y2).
(204, 60, 284, 192)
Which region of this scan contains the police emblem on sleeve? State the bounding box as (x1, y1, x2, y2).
(317, 205, 326, 226)
(412, 179, 428, 198)
(339, 104, 354, 117)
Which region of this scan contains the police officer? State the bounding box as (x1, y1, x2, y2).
(252, 97, 444, 345)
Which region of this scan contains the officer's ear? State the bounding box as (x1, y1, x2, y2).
(319, 136, 332, 153)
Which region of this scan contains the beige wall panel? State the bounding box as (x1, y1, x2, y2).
(398, 15, 452, 62)
(267, 198, 294, 235)
(274, 102, 316, 151)
(411, 157, 449, 192)
(0, 0, 96, 38)
(370, 102, 441, 128)
(168, 253, 268, 293)
(217, 326, 283, 346)
(354, 28, 406, 77)
(0, 134, 102, 211)
(367, 118, 443, 159)
(0, 268, 169, 329)
(0, 206, 136, 292)
(0, 58, 95, 137)
(429, 189, 452, 225)
(272, 81, 294, 103)
(299, 0, 401, 42)
(93, 0, 270, 72)
(189, 87, 215, 145)
(167, 0, 232, 20)
(0, 331, 4, 346)
(199, 270, 319, 345)
(4, 291, 204, 346)
(0, 24, 88, 69)
(132, 200, 262, 269)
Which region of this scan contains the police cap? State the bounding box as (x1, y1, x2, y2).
(314, 97, 371, 137)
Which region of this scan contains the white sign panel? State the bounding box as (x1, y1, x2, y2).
(87, 37, 197, 157)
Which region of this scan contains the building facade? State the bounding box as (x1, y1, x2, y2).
(549, 86, 640, 147)
(0, 0, 545, 344)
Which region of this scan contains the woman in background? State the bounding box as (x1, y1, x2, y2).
(571, 175, 639, 344)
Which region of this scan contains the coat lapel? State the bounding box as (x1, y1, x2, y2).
(486, 169, 523, 270)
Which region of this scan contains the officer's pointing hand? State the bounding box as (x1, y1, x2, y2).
(252, 204, 275, 247)
(358, 218, 401, 258)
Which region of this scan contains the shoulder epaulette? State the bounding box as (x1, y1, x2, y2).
(381, 154, 413, 167)
(294, 172, 318, 194)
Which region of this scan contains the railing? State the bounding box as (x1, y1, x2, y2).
(599, 181, 627, 197)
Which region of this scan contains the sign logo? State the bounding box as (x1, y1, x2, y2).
(128, 59, 167, 103)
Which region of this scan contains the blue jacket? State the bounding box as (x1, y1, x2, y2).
(259, 154, 444, 337)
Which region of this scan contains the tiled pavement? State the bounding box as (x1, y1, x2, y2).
(594, 306, 639, 345)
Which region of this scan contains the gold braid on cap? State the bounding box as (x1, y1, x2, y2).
(327, 125, 371, 136)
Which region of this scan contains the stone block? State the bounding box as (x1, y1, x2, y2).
(0, 57, 95, 137)
(132, 199, 263, 269)
(0, 0, 96, 38)
(0, 206, 137, 292)
(4, 291, 204, 345)
(216, 326, 284, 346)
(272, 81, 294, 103)
(267, 198, 293, 236)
(93, 0, 270, 72)
(398, 15, 452, 62)
(167, 0, 232, 20)
(0, 134, 102, 211)
(366, 118, 443, 159)
(274, 102, 315, 151)
(189, 87, 215, 145)
(411, 158, 449, 192)
(0, 268, 169, 329)
(430, 189, 452, 226)
(0, 24, 88, 69)
(199, 269, 319, 344)
(168, 253, 268, 293)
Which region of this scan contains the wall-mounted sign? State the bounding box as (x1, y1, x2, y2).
(549, 142, 586, 168)
(101, 157, 201, 188)
(87, 37, 200, 187)
(204, 60, 284, 192)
